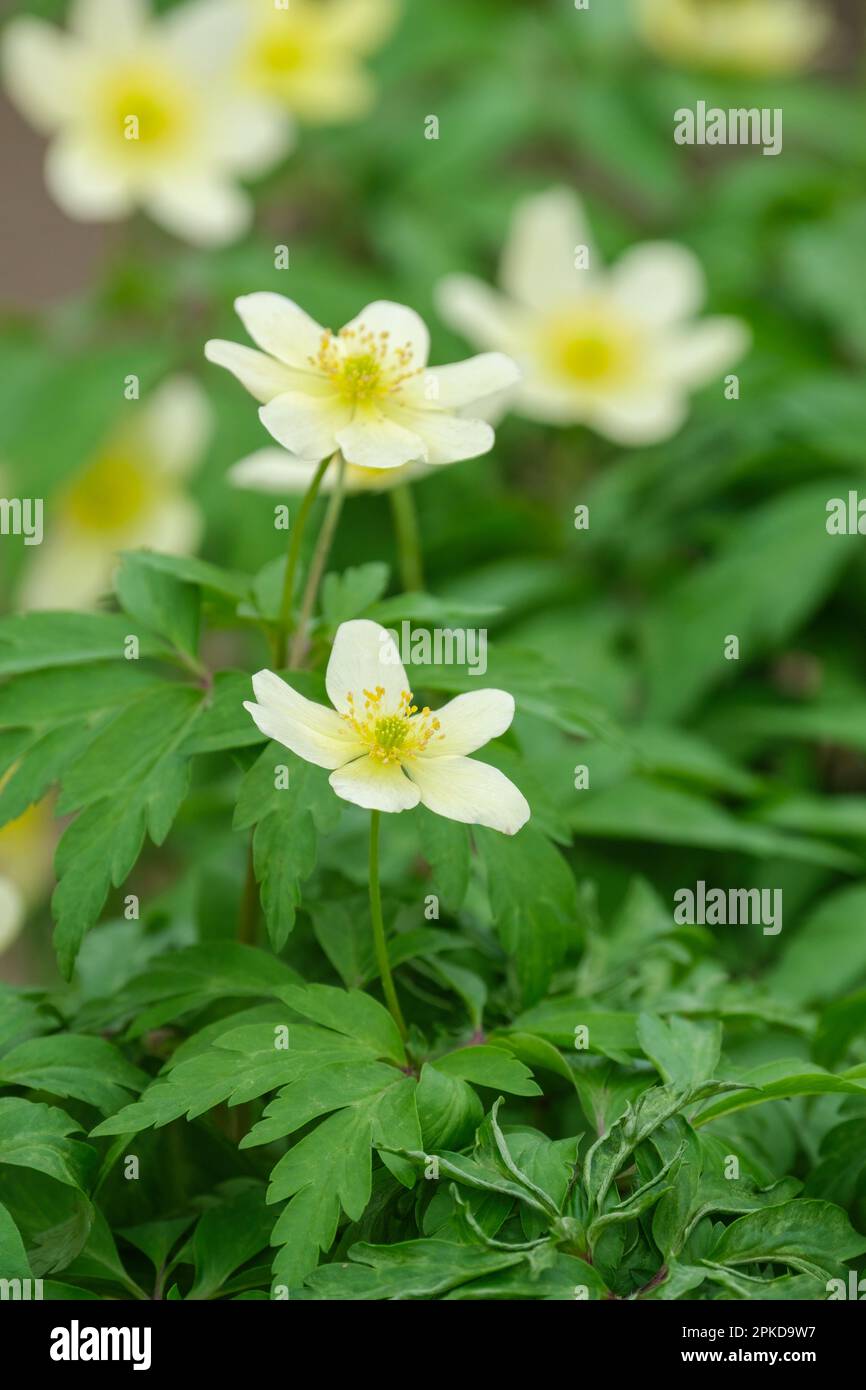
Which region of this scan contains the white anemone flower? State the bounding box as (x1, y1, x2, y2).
(20, 376, 211, 612)
(1, 0, 293, 246)
(193, 0, 398, 125)
(437, 187, 750, 447)
(634, 0, 831, 76)
(205, 294, 520, 470)
(244, 619, 530, 834)
(228, 447, 428, 495)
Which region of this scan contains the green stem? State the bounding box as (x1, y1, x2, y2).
(368, 810, 408, 1041)
(275, 452, 334, 665)
(389, 482, 424, 592)
(289, 453, 347, 668)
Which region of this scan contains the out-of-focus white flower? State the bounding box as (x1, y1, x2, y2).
(437, 187, 749, 447)
(0, 793, 55, 956)
(634, 0, 831, 76)
(244, 619, 530, 834)
(196, 0, 397, 124)
(1, 0, 293, 245)
(20, 376, 211, 612)
(229, 447, 428, 494)
(206, 294, 520, 470)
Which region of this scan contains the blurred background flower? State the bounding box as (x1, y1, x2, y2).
(0, 789, 55, 956)
(227, 0, 398, 124)
(634, 0, 833, 76)
(19, 376, 211, 611)
(1, 0, 293, 245)
(438, 187, 749, 446)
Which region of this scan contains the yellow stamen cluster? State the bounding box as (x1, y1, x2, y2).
(342, 687, 443, 764)
(311, 325, 422, 405)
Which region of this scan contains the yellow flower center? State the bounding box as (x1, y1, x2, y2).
(64, 451, 156, 534)
(544, 309, 640, 390)
(342, 687, 443, 764)
(312, 326, 422, 405)
(253, 31, 308, 79)
(95, 65, 193, 158)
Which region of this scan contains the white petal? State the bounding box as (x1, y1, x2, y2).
(435, 275, 526, 355)
(1, 19, 80, 131)
(127, 496, 203, 556)
(235, 293, 328, 368)
(204, 339, 305, 405)
(229, 449, 324, 494)
(19, 530, 113, 611)
(419, 690, 515, 758)
(217, 102, 294, 176)
(608, 243, 706, 326)
(69, 0, 148, 49)
(228, 449, 426, 494)
(144, 176, 251, 247)
(330, 756, 420, 814)
(162, 0, 245, 71)
(141, 376, 212, 476)
(658, 317, 751, 388)
(590, 390, 689, 446)
(501, 187, 596, 311)
(514, 376, 586, 425)
(0, 877, 24, 956)
(341, 301, 430, 368)
(260, 391, 350, 459)
(323, 0, 398, 51)
(326, 619, 409, 717)
(45, 138, 135, 221)
(386, 407, 493, 465)
(407, 756, 530, 835)
(398, 353, 520, 410)
(245, 670, 363, 770)
(335, 410, 426, 469)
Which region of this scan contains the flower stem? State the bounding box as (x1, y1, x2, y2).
(389, 482, 424, 593)
(368, 810, 408, 1041)
(288, 453, 347, 668)
(275, 452, 334, 665)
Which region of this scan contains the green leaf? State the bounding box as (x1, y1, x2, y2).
(188, 1183, 273, 1300)
(637, 1014, 722, 1090)
(568, 777, 858, 870)
(0, 1036, 147, 1113)
(415, 1063, 483, 1151)
(278, 983, 406, 1066)
(708, 1200, 866, 1275)
(0, 612, 168, 676)
(0, 1099, 96, 1191)
(694, 1059, 866, 1125)
(477, 826, 580, 1005)
(433, 1045, 541, 1097)
(643, 481, 858, 720)
(768, 883, 866, 1005)
(269, 1105, 375, 1288)
(321, 563, 390, 626)
(115, 552, 200, 658)
(51, 685, 203, 976)
(0, 1200, 31, 1282)
(297, 1238, 525, 1300)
